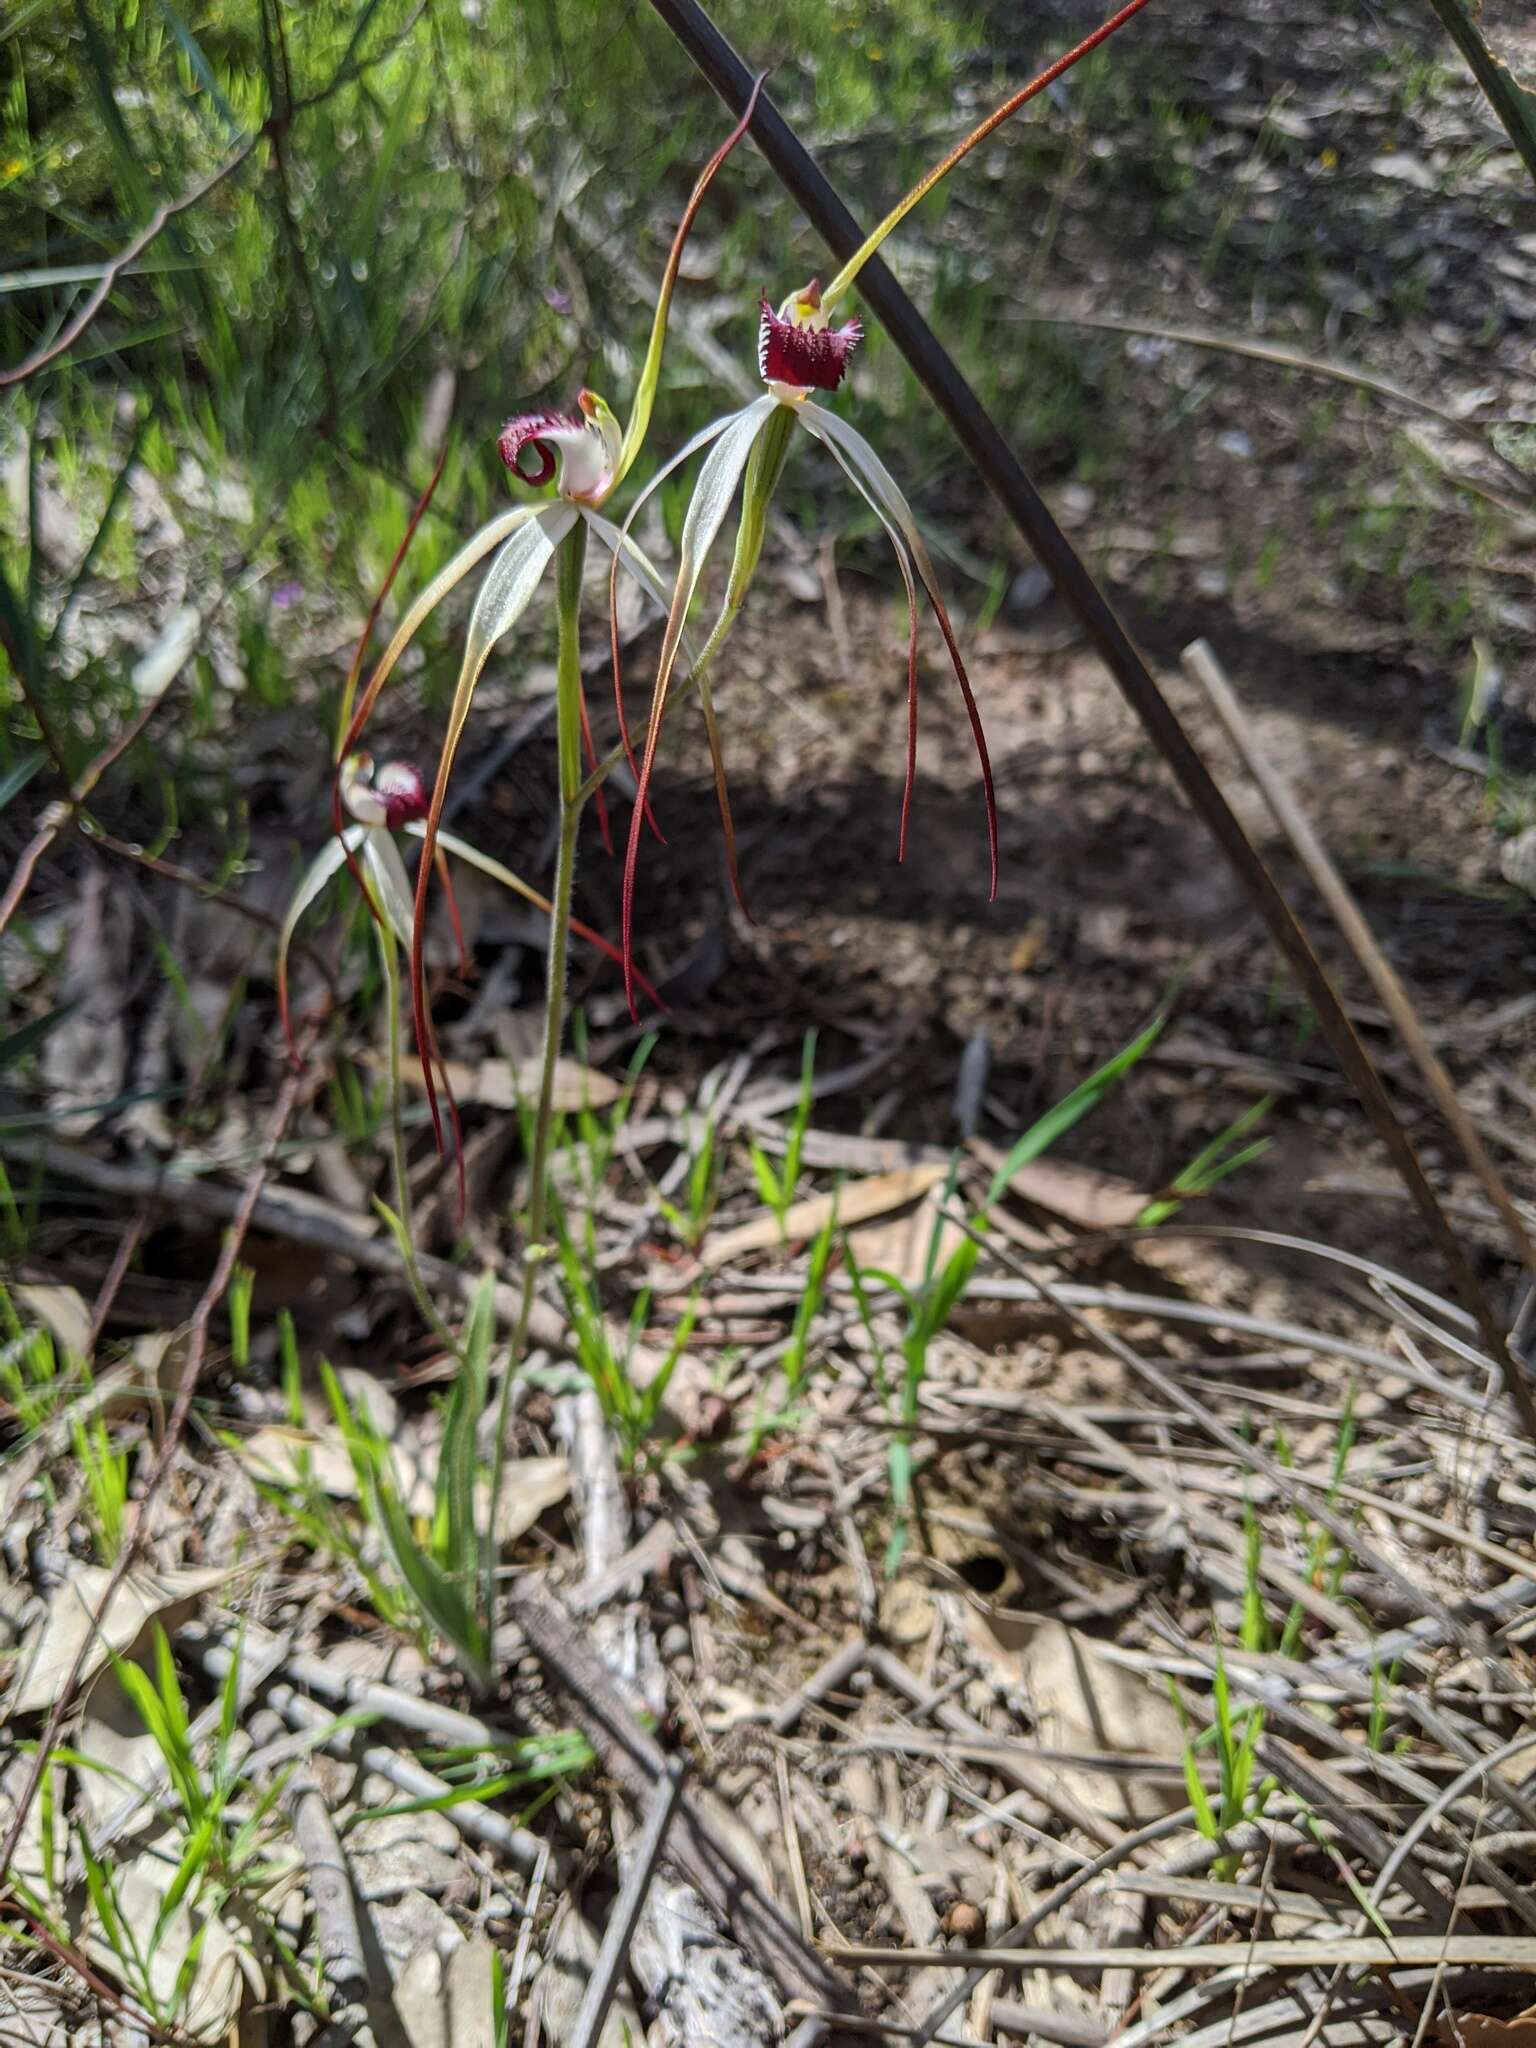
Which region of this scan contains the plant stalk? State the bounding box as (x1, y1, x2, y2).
(487, 517, 589, 1612)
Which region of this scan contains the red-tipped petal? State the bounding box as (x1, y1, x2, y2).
(433, 841, 471, 978)
(926, 589, 999, 902)
(695, 671, 753, 925)
(758, 298, 863, 391)
(575, 673, 614, 856)
(896, 572, 920, 866)
(621, 674, 678, 1023)
(336, 445, 448, 767)
(569, 910, 667, 1014)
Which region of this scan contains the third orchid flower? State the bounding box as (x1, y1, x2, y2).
(615, 0, 1152, 1017)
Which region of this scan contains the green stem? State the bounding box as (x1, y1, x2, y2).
(486, 516, 588, 1608)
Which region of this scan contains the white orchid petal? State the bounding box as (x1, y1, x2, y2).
(799, 404, 942, 583)
(439, 502, 575, 782)
(656, 394, 777, 688)
(353, 506, 536, 736)
(610, 406, 758, 555)
(582, 510, 703, 671)
(277, 826, 365, 1005)
(803, 406, 999, 895)
(799, 407, 921, 618)
(423, 826, 552, 915)
(364, 829, 417, 951)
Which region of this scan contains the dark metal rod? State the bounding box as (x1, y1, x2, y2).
(647, 0, 1535, 1438)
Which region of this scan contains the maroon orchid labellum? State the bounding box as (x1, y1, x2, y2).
(614, 0, 1152, 1019)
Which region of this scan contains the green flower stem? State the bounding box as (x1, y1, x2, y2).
(488, 517, 589, 1604)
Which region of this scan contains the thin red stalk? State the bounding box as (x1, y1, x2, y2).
(925, 584, 999, 900)
(409, 769, 458, 1153)
(695, 672, 752, 922)
(822, 0, 1154, 309)
(655, 74, 766, 336)
(621, 657, 682, 1020)
(896, 574, 920, 864)
(570, 910, 667, 1011)
(335, 443, 450, 766)
(434, 840, 471, 976)
(576, 672, 614, 853)
(609, 540, 667, 844)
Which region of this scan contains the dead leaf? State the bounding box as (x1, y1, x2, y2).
(8, 1564, 232, 1718)
(392, 1052, 618, 1111)
(704, 1163, 949, 1267)
(13, 1284, 92, 1359)
(1015, 1620, 1185, 1825)
(847, 1185, 967, 1289)
(967, 1138, 1147, 1229)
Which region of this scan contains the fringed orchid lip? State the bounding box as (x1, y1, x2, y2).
(497, 389, 622, 503)
(339, 753, 429, 831)
(374, 760, 429, 830)
(758, 280, 864, 395)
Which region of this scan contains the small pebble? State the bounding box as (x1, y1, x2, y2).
(660, 1624, 690, 1659)
(943, 1901, 986, 1945)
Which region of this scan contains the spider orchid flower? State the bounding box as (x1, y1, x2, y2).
(615, 0, 1152, 1018)
(321, 84, 764, 1149)
(278, 754, 661, 1056)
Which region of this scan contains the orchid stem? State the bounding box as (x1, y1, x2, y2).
(488, 517, 588, 1605)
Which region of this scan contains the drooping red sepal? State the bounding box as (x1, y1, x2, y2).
(757, 298, 863, 391)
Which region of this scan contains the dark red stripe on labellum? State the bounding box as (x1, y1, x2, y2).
(497, 412, 578, 486)
(757, 299, 863, 391)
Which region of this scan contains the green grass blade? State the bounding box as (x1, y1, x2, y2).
(983, 1015, 1164, 1210)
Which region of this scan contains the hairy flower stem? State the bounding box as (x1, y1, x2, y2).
(488, 519, 589, 1602)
